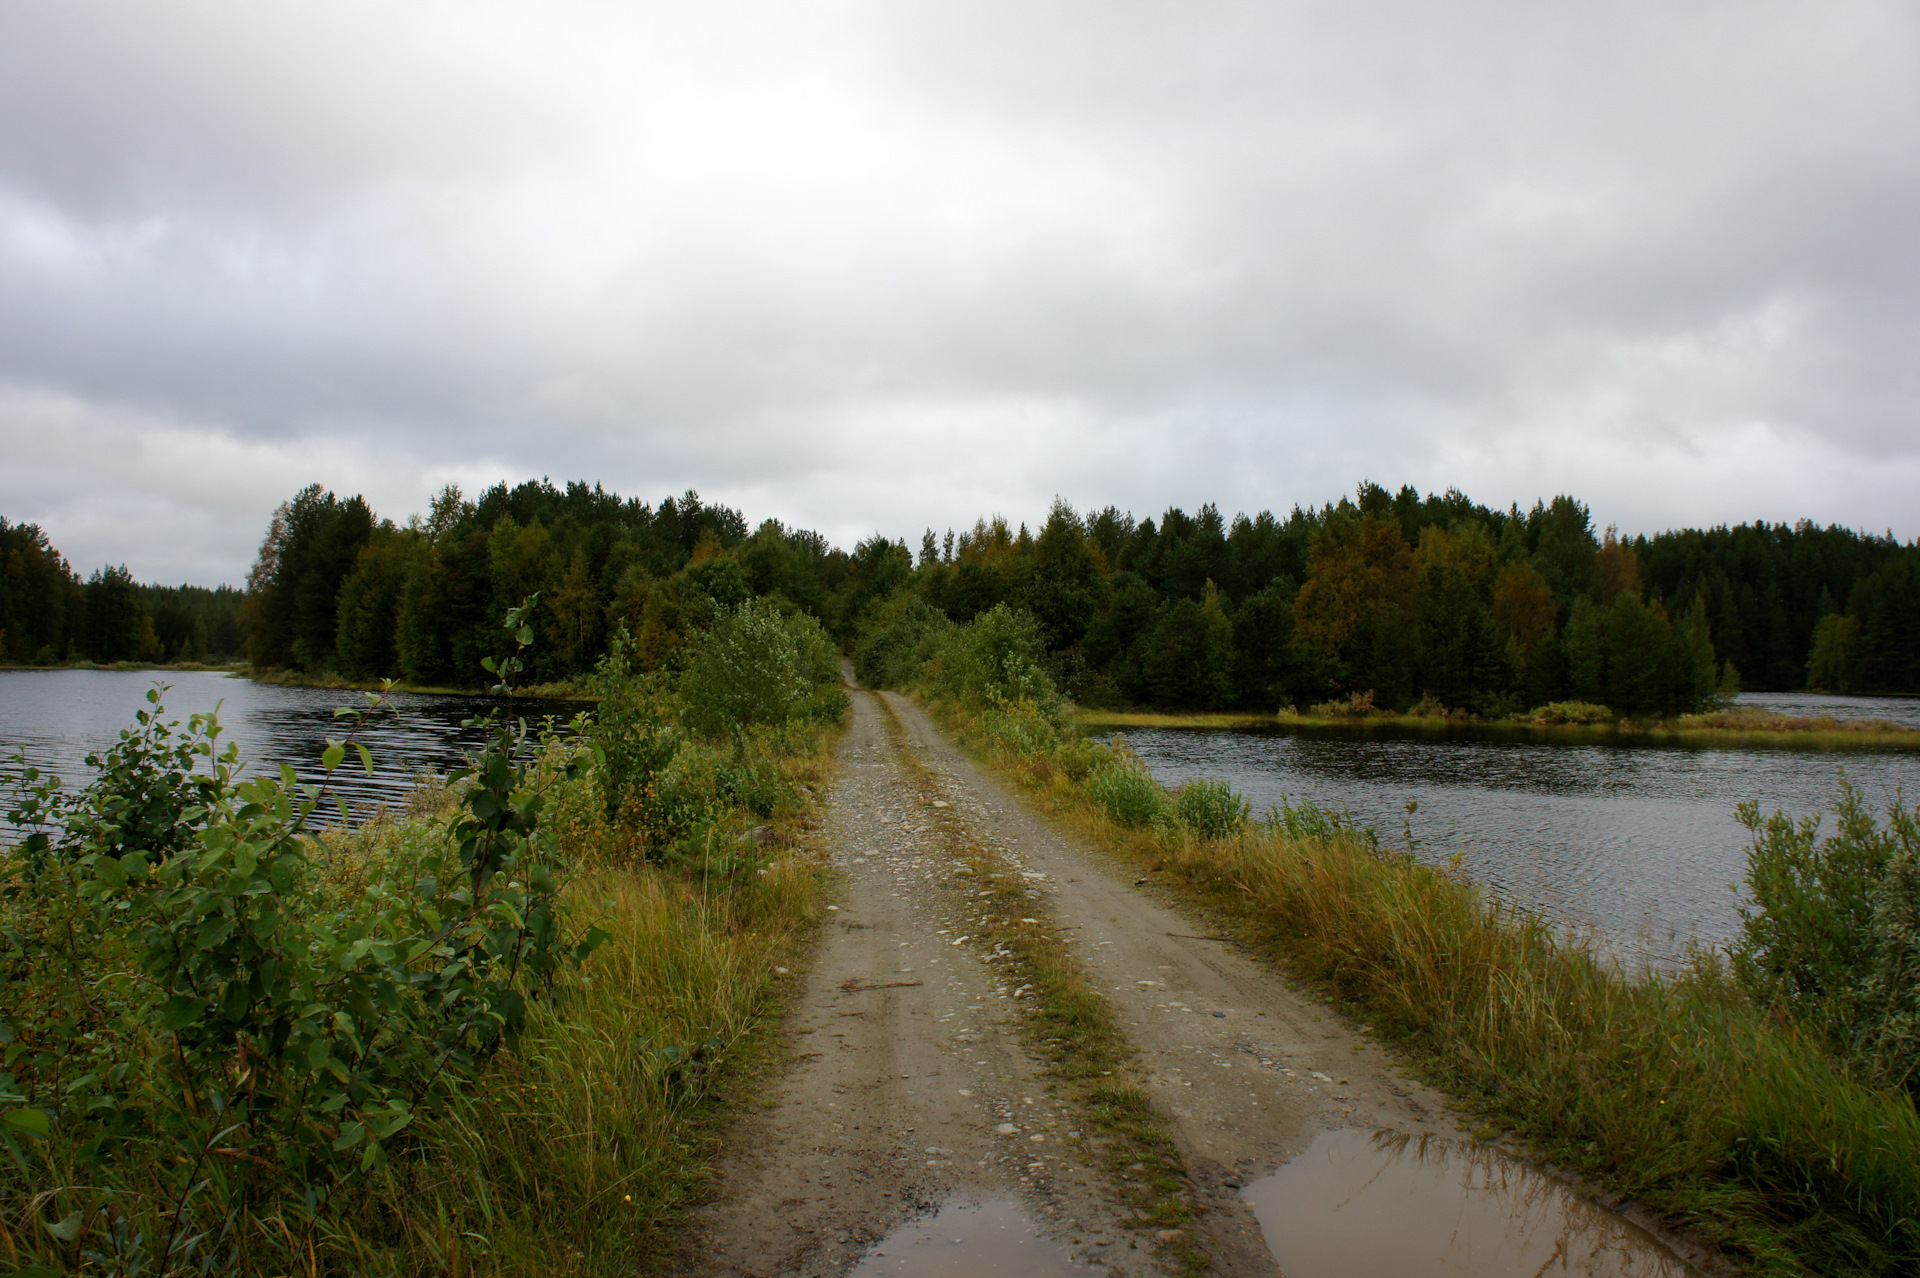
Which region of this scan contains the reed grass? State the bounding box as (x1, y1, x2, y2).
(944, 698, 1920, 1277)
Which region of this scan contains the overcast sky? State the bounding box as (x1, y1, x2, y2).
(2, 1, 1916, 585)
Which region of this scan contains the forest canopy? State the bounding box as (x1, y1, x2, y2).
(849, 484, 1920, 715)
(7, 480, 1917, 709)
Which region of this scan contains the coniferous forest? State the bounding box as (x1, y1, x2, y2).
(0, 519, 246, 665)
(6, 480, 1918, 711)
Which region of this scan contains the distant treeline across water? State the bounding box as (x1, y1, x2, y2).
(5, 480, 1917, 710)
(0, 520, 244, 665)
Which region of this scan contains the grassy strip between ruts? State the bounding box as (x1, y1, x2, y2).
(1078, 708, 1920, 751)
(931, 697, 1920, 1278)
(872, 694, 1210, 1277)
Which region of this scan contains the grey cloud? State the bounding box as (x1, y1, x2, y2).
(1, 0, 1916, 585)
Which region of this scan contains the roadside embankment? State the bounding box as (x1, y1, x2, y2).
(935, 695, 1920, 1277)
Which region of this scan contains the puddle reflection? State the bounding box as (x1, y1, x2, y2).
(849, 1198, 1083, 1276)
(1243, 1130, 1693, 1277)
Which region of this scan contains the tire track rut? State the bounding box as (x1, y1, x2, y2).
(691, 686, 1172, 1276)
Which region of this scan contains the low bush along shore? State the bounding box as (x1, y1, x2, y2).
(1, 596, 847, 1276)
(857, 601, 1920, 1278)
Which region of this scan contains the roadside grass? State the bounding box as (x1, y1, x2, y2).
(1, 724, 834, 1277)
(938, 699, 1920, 1278)
(1077, 708, 1920, 751)
(383, 854, 823, 1275)
(377, 722, 836, 1276)
(873, 696, 1210, 1276)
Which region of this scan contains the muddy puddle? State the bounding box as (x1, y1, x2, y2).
(1243, 1129, 1694, 1276)
(848, 1198, 1084, 1276)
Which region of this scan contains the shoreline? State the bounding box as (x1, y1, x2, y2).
(1078, 706, 1920, 750)
(239, 666, 597, 700)
(0, 659, 595, 701)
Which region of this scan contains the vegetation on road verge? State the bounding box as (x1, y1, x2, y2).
(860, 600, 1920, 1278)
(2, 596, 843, 1276)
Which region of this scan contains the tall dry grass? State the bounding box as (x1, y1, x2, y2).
(379, 854, 821, 1275)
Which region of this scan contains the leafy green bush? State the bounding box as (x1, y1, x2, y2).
(1858, 816, 1920, 1091)
(1090, 756, 1163, 828)
(591, 627, 684, 820)
(1732, 778, 1920, 1093)
(786, 608, 852, 724)
(1171, 778, 1251, 839)
(0, 599, 606, 1270)
(854, 595, 951, 689)
(678, 599, 811, 737)
(1732, 779, 1892, 1025)
(931, 603, 1060, 709)
(977, 702, 1062, 756)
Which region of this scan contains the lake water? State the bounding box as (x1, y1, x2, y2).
(1109, 692, 1920, 969)
(0, 668, 580, 825)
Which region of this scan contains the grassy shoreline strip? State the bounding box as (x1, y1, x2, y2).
(933, 696, 1920, 1278)
(872, 694, 1209, 1276)
(1078, 709, 1920, 751)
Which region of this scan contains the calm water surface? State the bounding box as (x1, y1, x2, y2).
(0, 669, 580, 822)
(1114, 692, 1920, 969)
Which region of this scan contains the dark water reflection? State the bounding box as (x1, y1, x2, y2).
(0, 669, 581, 825)
(1114, 702, 1920, 969)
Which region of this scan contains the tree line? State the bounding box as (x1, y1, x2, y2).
(845, 483, 1920, 716)
(0, 519, 245, 665)
(240, 479, 858, 686)
(12, 479, 1918, 705)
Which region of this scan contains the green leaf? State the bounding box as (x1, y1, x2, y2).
(2, 1107, 49, 1139)
(43, 1209, 83, 1242)
(332, 1120, 366, 1151)
(322, 742, 346, 773)
(355, 742, 375, 777)
(160, 995, 207, 1031)
(91, 856, 128, 891)
(516, 624, 534, 646)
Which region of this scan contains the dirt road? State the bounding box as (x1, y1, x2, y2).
(693, 682, 1477, 1276)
